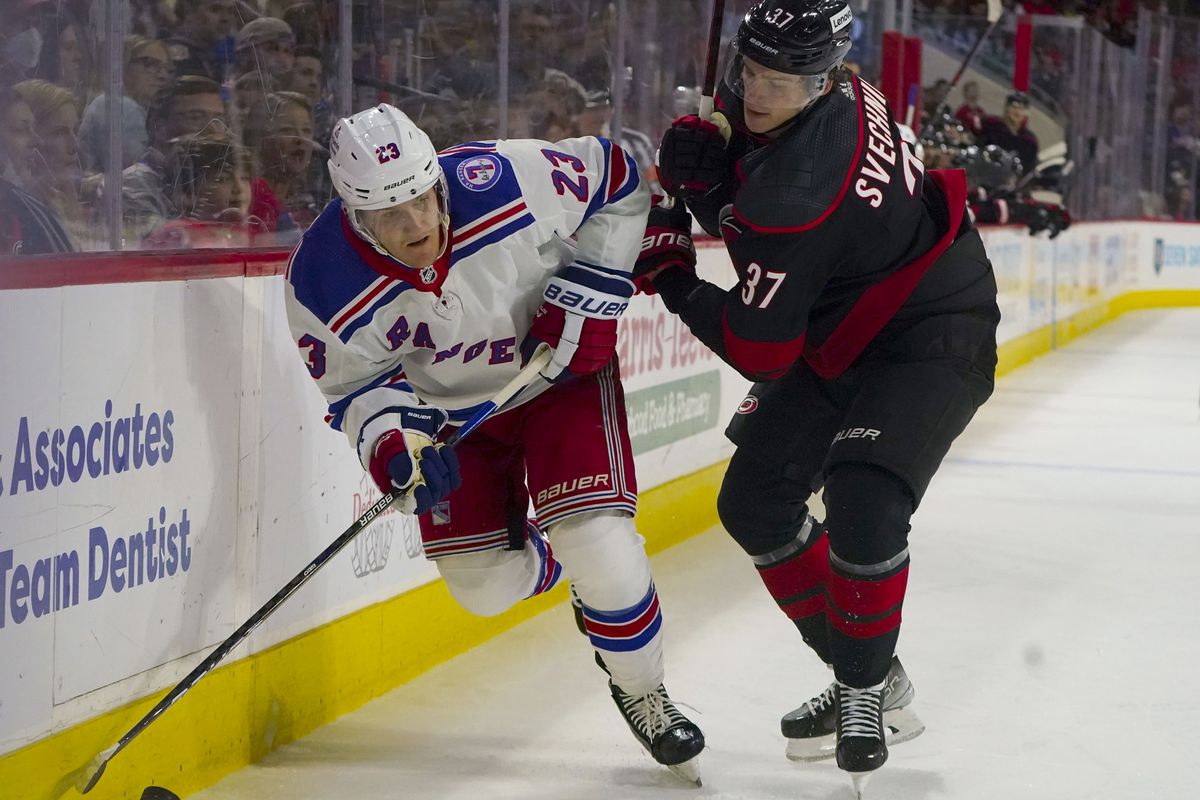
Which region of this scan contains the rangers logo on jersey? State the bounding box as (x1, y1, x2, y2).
(457, 154, 503, 191)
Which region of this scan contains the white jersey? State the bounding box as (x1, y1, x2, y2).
(284, 136, 647, 471)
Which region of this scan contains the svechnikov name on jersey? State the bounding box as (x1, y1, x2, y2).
(853, 79, 903, 209)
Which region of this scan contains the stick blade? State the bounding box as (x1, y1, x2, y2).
(77, 746, 116, 794)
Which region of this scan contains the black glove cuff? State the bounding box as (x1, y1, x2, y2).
(654, 266, 703, 314)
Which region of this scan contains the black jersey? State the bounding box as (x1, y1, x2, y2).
(656, 75, 995, 381)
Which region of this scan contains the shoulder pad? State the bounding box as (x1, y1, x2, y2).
(733, 88, 860, 230)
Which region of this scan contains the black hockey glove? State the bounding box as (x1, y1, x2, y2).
(657, 113, 731, 199)
(1012, 198, 1071, 239)
(632, 196, 696, 296)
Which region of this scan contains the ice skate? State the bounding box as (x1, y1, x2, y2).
(783, 656, 924, 761)
(609, 682, 705, 785)
(835, 680, 887, 796)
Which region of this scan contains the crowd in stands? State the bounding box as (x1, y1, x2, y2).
(0, 0, 1193, 256)
(0, 0, 682, 256)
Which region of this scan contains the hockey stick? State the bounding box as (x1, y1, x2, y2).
(697, 0, 728, 121)
(76, 348, 553, 794)
(946, 0, 1004, 92)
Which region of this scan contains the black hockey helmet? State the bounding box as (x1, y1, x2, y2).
(733, 0, 854, 76)
(720, 0, 853, 126)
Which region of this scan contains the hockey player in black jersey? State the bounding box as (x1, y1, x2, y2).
(635, 0, 1000, 793)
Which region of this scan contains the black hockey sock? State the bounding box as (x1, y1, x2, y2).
(826, 554, 909, 687)
(753, 523, 833, 664)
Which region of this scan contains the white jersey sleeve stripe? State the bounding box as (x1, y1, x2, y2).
(330, 274, 399, 334)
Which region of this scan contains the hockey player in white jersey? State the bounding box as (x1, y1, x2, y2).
(284, 104, 704, 782)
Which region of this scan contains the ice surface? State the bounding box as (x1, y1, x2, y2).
(193, 309, 1200, 800)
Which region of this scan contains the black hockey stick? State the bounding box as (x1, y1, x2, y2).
(76, 349, 552, 794)
(698, 0, 728, 120)
(946, 0, 1004, 92)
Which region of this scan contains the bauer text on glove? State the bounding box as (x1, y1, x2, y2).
(520, 262, 634, 382)
(367, 406, 461, 515)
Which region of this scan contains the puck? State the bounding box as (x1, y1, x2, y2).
(140, 788, 181, 800)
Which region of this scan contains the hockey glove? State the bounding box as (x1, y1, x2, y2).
(633, 196, 696, 295)
(657, 113, 732, 198)
(367, 406, 461, 515)
(1012, 199, 1071, 239)
(520, 262, 635, 382)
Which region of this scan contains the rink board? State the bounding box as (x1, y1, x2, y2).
(1, 221, 1199, 800)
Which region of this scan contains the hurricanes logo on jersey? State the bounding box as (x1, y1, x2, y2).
(457, 154, 503, 191)
(736, 396, 759, 414)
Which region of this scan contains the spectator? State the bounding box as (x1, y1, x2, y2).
(233, 17, 295, 79)
(0, 83, 39, 187)
(14, 79, 88, 240)
(232, 70, 277, 132)
(922, 78, 951, 119)
(576, 89, 660, 194)
(32, 8, 87, 98)
(123, 75, 229, 239)
(525, 70, 588, 141)
(165, 0, 238, 81)
(1, 86, 74, 254)
(245, 91, 317, 234)
(1, 2, 49, 81)
(287, 45, 333, 208)
(975, 91, 1040, 175)
(78, 35, 172, 173)
(144, 135, 261, 248)
(953, 80, 985, 130)
(282, 1, 330, 53)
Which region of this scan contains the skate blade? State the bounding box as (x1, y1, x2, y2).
(785, 708, 926, 763)
(667, 756, 702, 787)
(849, 770, 873, 799)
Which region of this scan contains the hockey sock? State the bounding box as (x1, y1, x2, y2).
(826, 549, 909, 687)
(523, 521, 564, 598)
(752, 516, 833, 664)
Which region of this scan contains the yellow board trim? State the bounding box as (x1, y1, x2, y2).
(0, 463, 728, 800)
(7, 288, 1200, 800)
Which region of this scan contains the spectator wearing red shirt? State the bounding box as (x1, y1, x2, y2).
(953, 80, 985, 130)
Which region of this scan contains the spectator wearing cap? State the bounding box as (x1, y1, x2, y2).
(974, 91, 1040, 175)
(233, 17, 295, 79)
(78, 35, 173, 173)
(166, 0, 238, 81)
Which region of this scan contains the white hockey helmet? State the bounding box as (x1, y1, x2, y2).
(328, 103, 449, 260)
